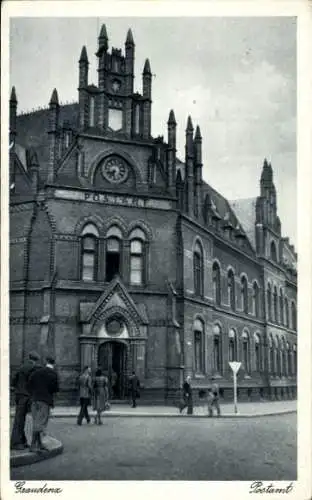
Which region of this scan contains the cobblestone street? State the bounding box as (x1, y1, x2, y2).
(11, 413, 296, 481)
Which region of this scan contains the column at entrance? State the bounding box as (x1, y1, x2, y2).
(80, 340, 96, 370)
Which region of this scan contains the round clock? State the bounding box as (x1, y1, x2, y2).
(102, 157, 128, 184)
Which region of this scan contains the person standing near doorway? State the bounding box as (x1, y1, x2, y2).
(92, 369, 109, 425)
(179, 376, 193, 415)
(10, 351, 41, 450)
(77, 366, 92, 425)
(129, 371, 140, 408)
(28, 356, 59, 452)
(208, 378, 221, 417)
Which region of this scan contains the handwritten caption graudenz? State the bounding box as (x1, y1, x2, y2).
(14, 481, 62, 494)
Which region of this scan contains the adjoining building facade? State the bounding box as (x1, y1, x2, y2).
(9, 25, 297, 404)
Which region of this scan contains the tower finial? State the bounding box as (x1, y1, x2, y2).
(194, 125, 202, 141)
(79, 46, 89, 63)
(186, 115, 194, 132)
(143, 58, 151, 75)
(126, 28, 134, 45)
(99, 24, 108, 41)
(168, 109, 176, 126)
(49, 88, 59, 106)
(10, 86, 17, 103)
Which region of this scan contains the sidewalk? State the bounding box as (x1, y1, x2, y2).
(34, 400, 297, 419)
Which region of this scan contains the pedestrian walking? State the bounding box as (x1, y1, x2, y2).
(77, 366, 92, 425)
(10, 351, 41, 450)
(128, 371, 140, 408)
(208, 378, 221, 417)
(179, 376, 193, 415)
(28, 356, 59, 452)
(92, 369, 109, 425)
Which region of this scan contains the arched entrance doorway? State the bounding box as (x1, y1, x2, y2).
(98, 341, 127, 399)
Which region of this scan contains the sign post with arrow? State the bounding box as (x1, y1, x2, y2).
(229, 361, 241, 414)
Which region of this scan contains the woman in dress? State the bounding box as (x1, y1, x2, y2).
(92, 369, 108, 425)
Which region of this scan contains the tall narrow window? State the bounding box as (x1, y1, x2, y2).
(194, 319, 204, 374)
(254, 333, 261, 372)
(212, 262, 221, 305)
(279, 289, 284, 325)
(282, 338, 287, 376)
(228, 328, 237, 362)
(287, 343, 292, 376)
(89, 96, 95, 127)
(291, 302, 297, 330)
(242, 330, 250, 374)
(270, 241, 277, 262)
(273, 286, 278, 323)
(193, 242, 203, 296)
(275, 338, 281, 377)
(267, 284, 272, 321)
(293, 344, 297, 376)
(135, 104, 140, 134)
(241, 276, 248, 313)
(252, 282, 260, 317)
(106, 237, 121, 282)
(285, 297, 289, 327)
(269, 335, 274, 375)
(227, 270, 235, 311)
(81, 224, 99, 282)
(130, 239, 143, 285)
(213, 325, 222, 374)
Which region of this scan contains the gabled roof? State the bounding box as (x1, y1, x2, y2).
(229, 198, 257, 251)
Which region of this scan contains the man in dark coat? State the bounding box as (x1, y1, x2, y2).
(129, 371, 140, 408)
(28, 356, 59, 452)
(10, 351, 41, 450)
(179, 376, 193, 415)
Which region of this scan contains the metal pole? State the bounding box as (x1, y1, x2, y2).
(234, 372, 238, 414)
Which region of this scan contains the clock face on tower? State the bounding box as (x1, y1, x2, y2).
(102, 157, 128, 184)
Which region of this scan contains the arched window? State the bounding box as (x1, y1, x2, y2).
(267, 283, 272, 321)
(228, 328, 237, 362)
(254, 333, 261, 372)
(270, 240, 277, 262)
(213, 324, 222, 374)
(279, 289, 284, 325)
(212, 262, 221, 305)
(135, 104, 140, 134)
(241, 276, 248, 314)
(293, 344, 297, 375)
(291, 302, 297, 331)
(273, 337, 279, 376)
(227, 270, 235, 311)
(269, 335, 274, 375)
(105, 226, 123, 282)
(89, 96, 95, 127)
(129, 228, 147, 286)
(287, 342, 292, 376)
(193, 242, 203, 296)
(273, 286, 278, 323)
(242, 330, 250, 374)
(81, 223, 99, 282)
(194, 319, 204, 374)
(281, 338, 287, 376)
(285, 297, 289, 327)
(276, 338, 282, 377)
(252, 282, 260, 317)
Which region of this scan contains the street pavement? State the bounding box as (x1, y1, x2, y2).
(11, 413, 297, 481)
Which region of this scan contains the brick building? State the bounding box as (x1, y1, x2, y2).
(9, 25, 297, 404)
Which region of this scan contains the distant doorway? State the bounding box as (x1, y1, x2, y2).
(98, 341, 127, 399)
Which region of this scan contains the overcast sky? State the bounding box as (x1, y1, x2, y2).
(10, 17, 297, 246)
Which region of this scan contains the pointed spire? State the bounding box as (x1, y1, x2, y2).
(49, 88, 59, 106)
(79, 46, 89, 63)
(168, 109, 176, 126)
(99, 23, 108, 41)
(261, 157, 272, 183)
(194, 125, 202, 141)
(10, 86, 17, 103)
(126, 28, 134, 45)
(143, 58, 151, 75)
(186, 115, 194, 132)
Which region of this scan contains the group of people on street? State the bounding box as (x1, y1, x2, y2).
(10, 351, 59, 453)
(179, 376, 221, 417)
(77, 368, 141, 425)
